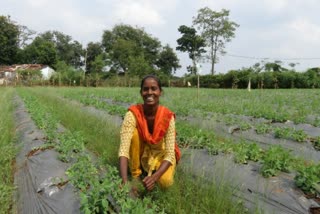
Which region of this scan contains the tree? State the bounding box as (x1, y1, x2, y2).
(102, 24, 179, 77)
(0, 15, 20, 65)
(22, 36, 57, 67)
(85, 42, 103, 73)
(102, 24, 160, 74)
(39, 31, 84, 67)
(156, 45, 181, 76)
(18, 25, 36, 48)
(176, 25, 206, 75)
(193, 7, 239, 75)
(110, 38, 139, 73)
(128, 55, 154, 78)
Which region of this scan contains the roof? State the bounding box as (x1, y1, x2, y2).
(0, 64, 46, 72)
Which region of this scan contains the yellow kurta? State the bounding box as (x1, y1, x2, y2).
(119, 111, 176, 187)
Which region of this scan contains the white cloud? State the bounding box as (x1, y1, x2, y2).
(108, 0, 172, 26)
(26, 0, 50, 8)
(289, 18, 320, 44)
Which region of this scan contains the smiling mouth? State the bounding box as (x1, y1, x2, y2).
(146, 97, 154, 102)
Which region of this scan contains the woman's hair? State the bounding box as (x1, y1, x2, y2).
(140, 74, 162, 92)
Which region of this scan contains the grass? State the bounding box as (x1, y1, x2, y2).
(152, 165, 248, 214)
(17, 87, 248, 213)
(0, 88, 17, 214)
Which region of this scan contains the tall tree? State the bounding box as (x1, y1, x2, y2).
(18, 25, 36, 48)
(85, 42, 103, 73)
(193, 7, 239, 75)
(102, 24, 179, 76)
(176, 25, 206, 75)
(102, 24, 161, 74)
(39, 31, 84, 67)
(22, 37, 57, 67)
(0, 15, 20, 65)
(157, 44, 181, 76)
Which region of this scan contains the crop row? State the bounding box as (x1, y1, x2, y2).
(51, 87, 320, 195)
(57, 88, 320, 151)
(56, 87, 320, 126)
(18, 90, 161, 213)
(17, 87, 248, 214)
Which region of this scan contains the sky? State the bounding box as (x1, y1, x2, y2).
(1, 0, 320, 76)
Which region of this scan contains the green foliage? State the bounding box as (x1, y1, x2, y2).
(101, 24, 179, 77)
(233, 142, 262, 164)
(274, 127, 308, 143)
(274, 127, 292, 139)
(193, 7, 239, 75)
(66, 154, 99, 191)
(156, 45, 181, 76)
(128, 54, 154, 78)
(176, 25, 206, 75)
(57, 131, 85, 162)
(292, 129, 308, 142)
(17, 68, 42, 82)
(176, 122, 214, 148)
(0, 88, 16, 213)
(51, 61, 83, 86)
(22, 36, 57, 67)
(0, 15, 20, 64)
(255, 123, 273, 134)
(39, 31, 84, 67)
(261, 146, 293, 177)
(295, 164, 320, 194)
(312, 136, 320, 150)
(86, 42, 103, 73)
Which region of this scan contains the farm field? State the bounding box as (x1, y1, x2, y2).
(1, 86, 320, 213)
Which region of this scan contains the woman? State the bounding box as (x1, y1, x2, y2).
(118, 75, 180, 193)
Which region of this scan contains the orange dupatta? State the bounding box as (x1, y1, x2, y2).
(128, 104, 181, 163)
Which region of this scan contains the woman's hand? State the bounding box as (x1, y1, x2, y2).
(142, 175, 157, 191)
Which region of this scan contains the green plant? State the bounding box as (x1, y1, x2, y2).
(261, 145, 293, 177)
(66, 154, 99, 191)
(295, 164, 320, 194)
(274, 127, 292, 139)
(255, 123, 272, 134)
(234, 142, 249, 164)
(313, 137, 320, 150)
(247, 143, 263, 162)
(291, 129, 308, 142)
(239, 122, 251, 131)
(57, 131, 85, 162)
(0, 88, 16, 213)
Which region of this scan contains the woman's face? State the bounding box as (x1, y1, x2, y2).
(140, 77, 162, 106)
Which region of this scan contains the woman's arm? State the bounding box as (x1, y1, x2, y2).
(119, 156, 129, 184)
(119, 111, 136, 184)
(143, 160, 171, 191)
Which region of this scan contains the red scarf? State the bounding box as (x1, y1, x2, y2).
(129, 104, 181, 163)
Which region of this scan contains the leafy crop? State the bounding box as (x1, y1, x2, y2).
(295, 164, 320, 194)
(274, 127, 308, 143)
(261, 146, 293, 177)
(233, 142, 263, 164)
(57, 131, 85, 162)
(255, 123, 273, 134)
